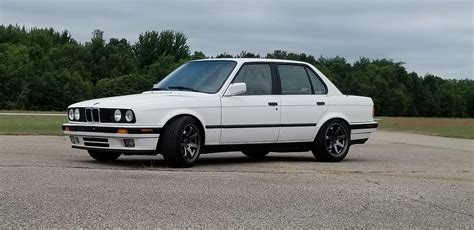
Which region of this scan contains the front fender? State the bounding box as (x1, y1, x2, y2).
(140, 107, 222, 145)
(156, 109, 209, 127)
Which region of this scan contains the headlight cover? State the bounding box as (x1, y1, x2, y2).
(125, 110, 134, 122)
(74, 108, 80, 120)
(114, 109, 122, 122)
(68, 109, 74, 121)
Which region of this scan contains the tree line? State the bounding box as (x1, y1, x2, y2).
(0, 25, 472, 117)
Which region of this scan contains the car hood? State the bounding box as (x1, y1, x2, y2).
(69, 91, 213, 110)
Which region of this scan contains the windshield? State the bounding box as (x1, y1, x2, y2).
(153, 60, 237, 94)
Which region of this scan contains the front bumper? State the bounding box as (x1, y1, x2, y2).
(62, 124, 161, 154)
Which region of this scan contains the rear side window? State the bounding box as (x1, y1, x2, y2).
(306, 68, 326, 94)
(232, 64, 272, 95)
(278, 65, 312, 95)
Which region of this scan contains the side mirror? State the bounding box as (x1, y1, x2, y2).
(225, 83, 247, 96)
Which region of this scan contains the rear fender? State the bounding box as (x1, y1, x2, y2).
(313, 112, 350, 140)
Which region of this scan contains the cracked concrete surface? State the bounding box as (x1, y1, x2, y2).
(0, 131, 473, 228)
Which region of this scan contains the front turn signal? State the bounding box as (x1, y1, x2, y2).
(140, 128, 153, 133)
(117, 128, 128, 134)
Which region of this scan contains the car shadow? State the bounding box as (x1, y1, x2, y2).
(81, 152, 369, 169)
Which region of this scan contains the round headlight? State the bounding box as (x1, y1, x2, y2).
(125, 110, 134, 122)
(114, 109, 122, 122)
(74, 108, 80, 120)
(68, 109, 74, 121)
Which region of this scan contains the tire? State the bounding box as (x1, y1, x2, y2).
(161, 116, 203, 168)
(242, 150, 269, 158)
(88, 150, 121, 162)
(312, 119, 351, 162)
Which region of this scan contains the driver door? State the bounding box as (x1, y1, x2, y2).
(220, 63, 280, 143)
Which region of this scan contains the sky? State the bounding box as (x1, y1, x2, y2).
(1, 0, 473, 79)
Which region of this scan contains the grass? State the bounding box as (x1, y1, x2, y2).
(0, 110, 65, 114)
(0, 114, 67, 135)
(377, 117, 474, 139)
(0, 112, 472, 139)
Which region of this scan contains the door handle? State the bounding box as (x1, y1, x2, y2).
(268, 102, 278, 106)
(317, 102, 325, 106)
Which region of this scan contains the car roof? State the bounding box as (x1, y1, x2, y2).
(192, 58, 310, 65)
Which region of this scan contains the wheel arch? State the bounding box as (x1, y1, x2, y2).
(156, 112, 206, 153)
(314, 112, 351, 140)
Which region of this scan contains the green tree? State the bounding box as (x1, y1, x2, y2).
(134, 30, 190, 68)
(95, 74, 154, 98)
(215, 52, 233, 58)
(0, 24, 472, 117)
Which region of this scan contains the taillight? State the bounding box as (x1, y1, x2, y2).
(372, 105, 375, 118)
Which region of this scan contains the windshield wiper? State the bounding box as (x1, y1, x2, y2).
(167, 86, 200, 92)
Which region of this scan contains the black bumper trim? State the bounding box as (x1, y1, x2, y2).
(84, 142, 110, 147)
(350, 123, 378, 130)
(63, 125, 161, 134)
(72, 145, 157, 155)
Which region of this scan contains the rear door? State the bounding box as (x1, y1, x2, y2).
(277, 64, 328, 142)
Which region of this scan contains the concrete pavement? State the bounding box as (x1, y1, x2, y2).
(0, 131, 473, 228)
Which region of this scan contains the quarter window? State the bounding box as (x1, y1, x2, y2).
(278, 65, 312, 95)
(306, 68, 326, 94)
(232, 64, 272, 95)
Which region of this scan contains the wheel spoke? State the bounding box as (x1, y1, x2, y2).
(188, 127, 194, 137)
(336, 127, 342, 135)
(189, 134, 198, 142)
(323, 123, 348, 156)
(329, 126, 335, 135)
(182, 146, 188, 157)
(186, 146, 194, 157)
(332, 143, 338, 152)
(180, 124, 201, 159)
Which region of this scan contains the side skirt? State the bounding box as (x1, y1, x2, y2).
(204, 142, 313, 154)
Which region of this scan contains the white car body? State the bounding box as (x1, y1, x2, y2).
(63, 58, 377, 164)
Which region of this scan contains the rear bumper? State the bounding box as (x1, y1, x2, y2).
(63, 124, 161, 153)
(349, 122, 378, 144)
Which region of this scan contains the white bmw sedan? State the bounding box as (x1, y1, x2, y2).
(63, 58, 377, 167)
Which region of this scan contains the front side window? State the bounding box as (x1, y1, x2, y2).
(232, 64, 272, 95)
(278, 65, 312, 95)
(153, 61, 236, 93)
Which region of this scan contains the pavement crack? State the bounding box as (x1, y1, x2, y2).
(408, 196, 474, 218)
